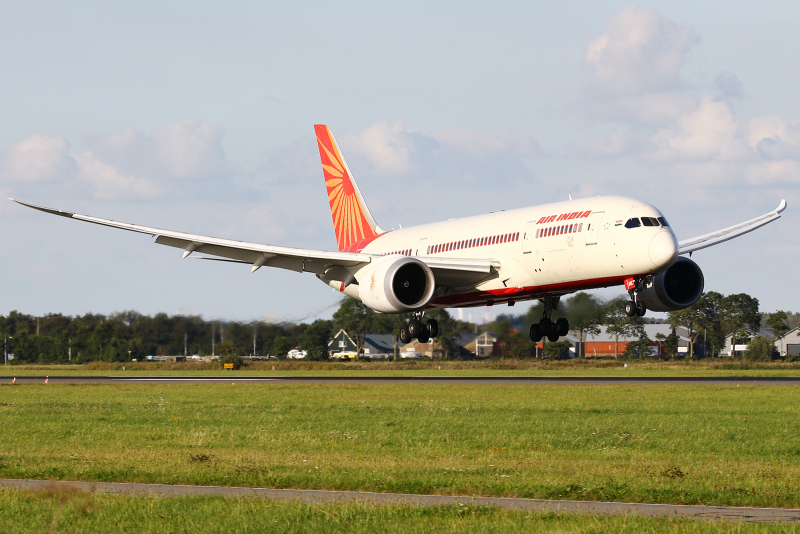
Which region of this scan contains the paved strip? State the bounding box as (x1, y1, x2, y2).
(5, 375, 800, 385)
(1, 478, 798, 523)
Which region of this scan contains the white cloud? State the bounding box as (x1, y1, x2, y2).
(1, 120, 237, 200)
(337, 120, 540, 181)
(747, 116, 800, 160)
(1, 134, 76, 183)
(651, 96, 747, 162)
(585, 4, 699, 96)
(72, 152, 162, 199)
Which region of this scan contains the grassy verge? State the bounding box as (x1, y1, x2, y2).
(2, 489, 798, 534)
(3, 383, 800, 508)
(3, 360, 800, 377)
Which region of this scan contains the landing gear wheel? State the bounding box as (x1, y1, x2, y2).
(399, 326, 411, 344)
(426, 319, 439, 338)
(636, 301, 647, 317)
(417, 330, 430, 343)
(625, 301, 637, 317)
(547, 330, 560, 342)
(408, 318, 423, 338)
(529, 324, 542, 343)
(539, 317, 553, 335)
(556, 318, 569, 337)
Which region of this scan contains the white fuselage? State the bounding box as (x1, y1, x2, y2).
(335, 196, 678, 309)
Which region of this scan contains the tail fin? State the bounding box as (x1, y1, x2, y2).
(314, 125, 383, 251)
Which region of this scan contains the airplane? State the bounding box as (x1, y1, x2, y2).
(11, 124, 787, 345)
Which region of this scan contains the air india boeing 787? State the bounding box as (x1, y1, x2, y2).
(11, 125, 787, 345)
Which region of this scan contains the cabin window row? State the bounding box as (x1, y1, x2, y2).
(427, 232, 520, 255)
(535, 223, 583, 238)
(383, 249, 412, 256)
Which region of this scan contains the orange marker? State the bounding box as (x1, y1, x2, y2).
(12, 375, 16, 384)
(45, 376, 49, 385)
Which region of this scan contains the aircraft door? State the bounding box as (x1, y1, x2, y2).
(522, 221, 537, 253)
(585, 212, 605, 245)
(415, 238, 428, 256)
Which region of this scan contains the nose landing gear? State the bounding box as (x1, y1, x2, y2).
(624, 278, 649, 317)
(399, 313, 438, 344)
(529, 297, 569, 343)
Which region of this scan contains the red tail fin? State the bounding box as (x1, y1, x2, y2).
(314, 125, 382, 251)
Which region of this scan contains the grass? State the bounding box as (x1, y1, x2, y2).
(3, 382, 800, 510)
(3, 360, 800, 377)
(3, 489, 800, 534)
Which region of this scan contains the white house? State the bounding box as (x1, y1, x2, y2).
(774, 327, 800, 357)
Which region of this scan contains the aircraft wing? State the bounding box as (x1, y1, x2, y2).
(10, 199, 497, 286)
(678, 199, 787, 255)
(10, 199, 370, 275)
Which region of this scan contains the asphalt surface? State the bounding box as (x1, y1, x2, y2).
(1, 478, 798, 523)
(5, 375, 800, 385)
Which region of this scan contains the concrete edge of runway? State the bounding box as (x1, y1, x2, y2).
(1, 479, 798, 523)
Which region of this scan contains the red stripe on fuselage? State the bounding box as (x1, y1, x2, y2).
(427, 274, 647, 309)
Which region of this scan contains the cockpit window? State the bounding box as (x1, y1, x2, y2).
(624, 218, 641, 228)
(641, 217, 659, 227)
(657, 217, 669, 227)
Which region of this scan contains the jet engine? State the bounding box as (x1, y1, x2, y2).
(357, 255, 436, 313)
(637, 256, 704, 312)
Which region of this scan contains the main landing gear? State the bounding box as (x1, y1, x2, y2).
(529, 296, 568, 343)
(625, 278, 648, 317)
(399, 313, 438, 344)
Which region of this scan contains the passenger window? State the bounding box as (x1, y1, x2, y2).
(625, 218, 641, 228)
(658, 217, 669, 227)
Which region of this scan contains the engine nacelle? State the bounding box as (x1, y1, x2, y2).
(638, 256, 704, 312)
(357, 255, 436, 313)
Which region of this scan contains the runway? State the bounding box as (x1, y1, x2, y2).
(6, 375, 800, 385)
(1, 478, 798, 523)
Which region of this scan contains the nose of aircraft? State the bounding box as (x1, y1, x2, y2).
(649, 231, 678, 268)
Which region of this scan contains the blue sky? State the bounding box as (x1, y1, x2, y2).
(1, 1, 798, 323)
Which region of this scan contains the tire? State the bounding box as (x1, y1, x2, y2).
(636, 301, 647, 317)
(399, 326, 411, 344)
(556, 318, 569, 336)
(529, 324, 542, 342)
(408, 318, 423, 338)
(426, 319, 439, 338)
(547, 330, 560, 342)
(417, 330, 430, 344)
(625, 301, 636, 317)
(539, 317, 552, 335)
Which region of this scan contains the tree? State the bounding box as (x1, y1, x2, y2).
(669, 300, 705, 359)
(603, 298, 645, 359)
(561, 292, 603, 358)
(298, 320, 332, 361)
(270, 336, 292, 359)
(723, 294, 761, 357)
(767, 311, 790, 357)
(543, 340, 572, 360)
(332, 299, 373, 356)
(744, 336, 775, 362)
(655, 332, 679, 360)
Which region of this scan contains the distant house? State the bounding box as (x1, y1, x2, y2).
(362, 334, 396, 359)
(328, 329, 358, 359)
(400, 339, 444, 359)
(453, 332, 497, 358)
(578, 324, 690, 358)
(775, 327, 800, 357)
(721, 328, 773, 357)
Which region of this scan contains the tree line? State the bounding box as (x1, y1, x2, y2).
(1, 291, 792, 363)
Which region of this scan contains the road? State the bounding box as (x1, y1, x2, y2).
(1, 478, 798, 523)
(6, 375, 800, 385)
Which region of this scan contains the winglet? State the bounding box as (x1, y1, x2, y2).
(314, 125, 383, 251)
(10, 198, 75, 218)
(678, 199, 787, 255)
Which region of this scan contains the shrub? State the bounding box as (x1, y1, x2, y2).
(744, 336, 776, 362)
(543, 341, 572, 360)
(219, 353, 243, 370)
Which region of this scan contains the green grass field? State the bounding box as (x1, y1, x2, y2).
(3, 382, 800, 511)
(2, 489, 799, 534)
